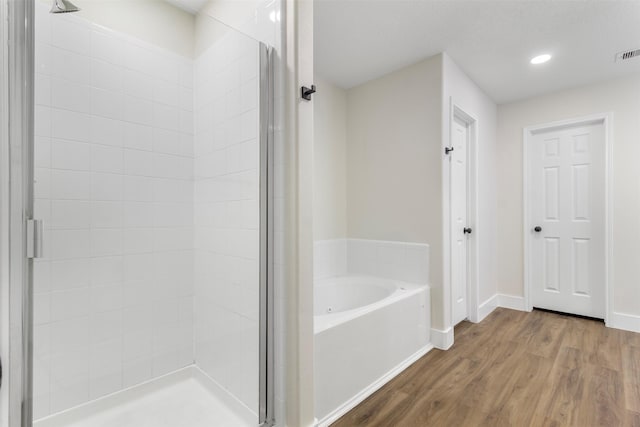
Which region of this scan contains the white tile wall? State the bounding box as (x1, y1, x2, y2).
(193, 27, 261, 415)
(312, 240, 347, 280)
(33, 4, 194, 420)
(313, 239, 430, 285)
(33, 0, 284, 422)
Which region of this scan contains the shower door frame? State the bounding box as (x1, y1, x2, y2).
(4, 0, 35, 426)
(259, 44, 276, 427)
(3, 1, 276, 425)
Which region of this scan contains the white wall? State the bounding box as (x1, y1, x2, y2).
(311, 52, 497, 337)
(442, 53, 498, 319)
(285, 0, 316, 425)
(196, 0, 288, 423)
(193, 25, 261, 414)
(199, 0, 280, 50)
(35, 0, 195, 59)
(346, 55, 444, 327)
(314, 239, 429, 285)
(33, 3, 195, 418)
(313, 76, 347, 241)
(497, 73, 640, 324)
(38, 0, 194, 57)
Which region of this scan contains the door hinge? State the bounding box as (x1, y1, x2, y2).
(26, 219, 44, 259)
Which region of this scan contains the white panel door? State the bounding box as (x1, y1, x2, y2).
(451, 117, 469, 325)
(529, 122, 605, 318)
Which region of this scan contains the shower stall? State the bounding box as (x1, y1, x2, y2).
(2, 0, 277, 425)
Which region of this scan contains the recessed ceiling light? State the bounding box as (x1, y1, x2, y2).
(530, 54, 552, 65)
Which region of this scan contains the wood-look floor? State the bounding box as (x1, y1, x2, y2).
(332, 308, 640, 427)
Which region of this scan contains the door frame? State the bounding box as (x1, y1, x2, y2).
(523, 112, 614, 324)
(0, 0, 9, 422)
(4, 1, 280, 425)
(258, 43, 275, 427)
(446, 102, 480, 325)
(3, 0, 35, 425)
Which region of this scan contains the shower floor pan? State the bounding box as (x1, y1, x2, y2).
(34, 366, 256, 427)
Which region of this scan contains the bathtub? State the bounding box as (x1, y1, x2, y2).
(314, 275, 431, 425)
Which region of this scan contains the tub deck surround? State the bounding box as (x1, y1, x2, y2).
(314, 275, 431, 425)
(313, 238, 429, 283)
(314, 275, 396, 315)
(314, 275, 427, 334)
(312, 239, 432, 425)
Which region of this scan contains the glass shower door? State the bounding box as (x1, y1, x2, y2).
(7, 2, 274, 426)
(192, 14, 273, 424)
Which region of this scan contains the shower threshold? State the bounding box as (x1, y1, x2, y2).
(34, 366, 257, 427)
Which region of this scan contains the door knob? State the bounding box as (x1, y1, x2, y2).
(534, 226, 542, 232)
(463, 227, 472, 234)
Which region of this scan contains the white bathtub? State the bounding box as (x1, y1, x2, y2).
(314, 275, 431, 425)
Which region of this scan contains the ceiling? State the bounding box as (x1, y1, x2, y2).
(314, 0, 640, 103)
(165, 0, 208, 14)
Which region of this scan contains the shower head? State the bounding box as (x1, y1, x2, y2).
(50, 0, 80, 13)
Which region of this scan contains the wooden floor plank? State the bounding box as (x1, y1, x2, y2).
(533, 364, 585, 425)
(331, 308, 639, 427)
(576, 365, 624, 426)
(491, 352, 554, 425)
(625, 410, 640, 427)
(622, 345, 640, 413)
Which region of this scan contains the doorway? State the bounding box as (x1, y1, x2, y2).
(449, 105, 478, 326)
(524, 114, 612, 320)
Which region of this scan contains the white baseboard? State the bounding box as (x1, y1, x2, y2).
(430, 327, 454, 350)
(608, 312, 640, 333)
(476, 294, 640, 334)
(316, 344, 434, 427)
(477, 295, 499, 322)
(497, 294, 527, 311)
(471, 293, 526, 324)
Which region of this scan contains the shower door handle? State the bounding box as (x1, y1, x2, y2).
(27, 219, 44, 259)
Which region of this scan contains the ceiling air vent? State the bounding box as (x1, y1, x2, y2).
(616, 49, 640, 62)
